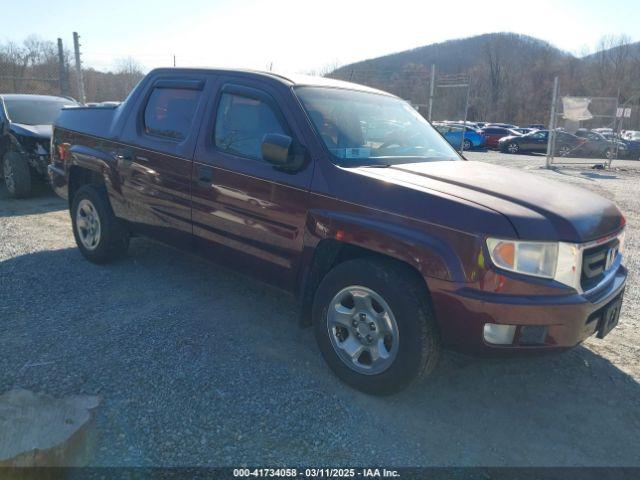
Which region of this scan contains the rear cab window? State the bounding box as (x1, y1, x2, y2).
(144, 87, 201, 141)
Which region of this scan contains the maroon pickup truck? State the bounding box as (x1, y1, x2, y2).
(49, 68, 627, 394)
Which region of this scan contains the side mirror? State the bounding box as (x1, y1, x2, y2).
(261, 133, 292, 166)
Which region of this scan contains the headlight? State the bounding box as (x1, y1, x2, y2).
(487, 230, 623, 290)
(486, 239, 559, 278)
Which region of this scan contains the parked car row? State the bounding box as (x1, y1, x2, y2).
(438, 118, 640, 160)
(436, 120, 547, 150)
(497, 129, 640, 160)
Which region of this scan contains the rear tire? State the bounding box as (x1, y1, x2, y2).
(462, 139, 472, 150)
(71, 184, 129, 264)
(3, 151, 32, 198)
(312, 258, 440, 395)
(558, 145, 571, 157)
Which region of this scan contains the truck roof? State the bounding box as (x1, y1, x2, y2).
(148, 67, 396, 97)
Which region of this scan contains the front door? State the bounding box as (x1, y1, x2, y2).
(526, 131, 548, 152)
(192, 80, 313, 289)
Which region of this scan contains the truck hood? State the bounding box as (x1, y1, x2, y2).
(9, 123, 52, 140)
(354, 160, 623, 243)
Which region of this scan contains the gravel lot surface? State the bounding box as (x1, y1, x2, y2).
(1, 152, 639, 467)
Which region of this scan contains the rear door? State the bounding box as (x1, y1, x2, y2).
(191, 78, 314, 289)
(118, 76, 209, 246)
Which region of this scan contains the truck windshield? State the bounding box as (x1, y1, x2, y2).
(295, 86, 459, 165)
(4, 98, 77, 125)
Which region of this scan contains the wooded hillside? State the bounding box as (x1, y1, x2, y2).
(329, 33, 640, 127)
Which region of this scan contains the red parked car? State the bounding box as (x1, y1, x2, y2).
(49, 68, 627, 394)
(481, 126, 521, 149)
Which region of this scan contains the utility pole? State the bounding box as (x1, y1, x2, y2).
(57, 38, 69, 97)
(72, 32, 86, 104)
(545, 76, 559, 169)
(427, 64, 435, 122)
(173, 55, 176, 67)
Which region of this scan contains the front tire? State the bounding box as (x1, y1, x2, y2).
(71, 185, 129, 264)
(3, 151, 32, 198)
(462, 139, 472, 150)
(507, 142, 520, 154)
(312, 258, 440, 395)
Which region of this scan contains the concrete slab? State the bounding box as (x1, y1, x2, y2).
(0, 389, 100, 466)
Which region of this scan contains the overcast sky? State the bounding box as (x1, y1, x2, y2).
(3, 0, 639, 74)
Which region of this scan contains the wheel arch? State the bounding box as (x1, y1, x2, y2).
(65, 144, 119, 208)
(297, 210, 462, 327)
(67, 164, 106, 209)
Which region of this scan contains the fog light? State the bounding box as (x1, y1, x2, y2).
(483, 323, 516, 345)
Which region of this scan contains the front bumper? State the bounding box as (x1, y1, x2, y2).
(429, 264, 627, 355)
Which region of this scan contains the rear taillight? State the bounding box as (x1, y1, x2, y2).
(57, 143, 70, 161)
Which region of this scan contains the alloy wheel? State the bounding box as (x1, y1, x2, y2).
(76, 199, 102, 251)
(326, 286, 400, 375)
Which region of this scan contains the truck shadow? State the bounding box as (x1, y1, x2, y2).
(1, 241, 638, 466)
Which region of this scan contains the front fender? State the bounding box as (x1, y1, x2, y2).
(303, 209, 470, 283)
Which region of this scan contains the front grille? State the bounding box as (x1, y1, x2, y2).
(581, 238, 619, 291)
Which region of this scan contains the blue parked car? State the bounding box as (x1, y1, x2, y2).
(434, 123, 484, 150)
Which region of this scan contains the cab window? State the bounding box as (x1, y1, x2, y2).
(144, 87, 201, 141)
(214, 92, 286, 160)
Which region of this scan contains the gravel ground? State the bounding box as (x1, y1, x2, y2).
(1, 152, 639, 467)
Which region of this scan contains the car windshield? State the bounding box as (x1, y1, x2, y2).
(4, 97, 77, 125)
(294, 87, 459, 165)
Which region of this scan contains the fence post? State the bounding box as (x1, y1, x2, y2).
(57, 38, 69, 97)
(427, 64, 435, 122)
(73, 32, 86, 104)
(461, 81, 470, 155)
(545, 76, 559, 169)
